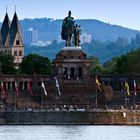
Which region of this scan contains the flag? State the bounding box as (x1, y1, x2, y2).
(95, 75, 102, 92)
(15, 81, 19, 97)
(55, 77, 61, 96)
(125, 81, 130, 96)
(27, 81, 33, 96)
(41, 81, 47, 96)
(0, 80, 5, 96)
(134, 80, 137, 96)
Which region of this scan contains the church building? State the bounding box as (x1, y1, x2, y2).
(0, 11, 24, 68)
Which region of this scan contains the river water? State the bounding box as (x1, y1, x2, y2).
(0, 125, 139, 140)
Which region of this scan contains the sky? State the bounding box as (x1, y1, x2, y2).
(0, 0, 140, 30)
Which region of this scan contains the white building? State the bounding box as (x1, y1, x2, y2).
(80, 33, 92, 44)
(24, 27, 38, 45)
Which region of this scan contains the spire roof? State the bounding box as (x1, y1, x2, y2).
(0, 12, 10, 45)
(9, 12, 22, 45)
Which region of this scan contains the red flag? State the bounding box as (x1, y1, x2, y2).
(134, 80, 137, 96)
(0, 80, 5, 96)
(27, 81, 33, 96)
(15, 82, 19, 97)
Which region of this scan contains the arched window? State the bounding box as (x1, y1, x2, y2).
(14, 50, 17, 56)
(16, 37, 20, 45)
(19, 50, 22, 56)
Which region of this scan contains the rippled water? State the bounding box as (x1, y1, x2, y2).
(0, 125, 139, 140)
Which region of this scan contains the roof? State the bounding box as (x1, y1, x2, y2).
(0, 13, 10, 45)
(9, 12, 23, 45)
(56, 46, 87, 60)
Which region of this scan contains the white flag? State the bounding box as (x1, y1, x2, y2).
(55, 77, 61, 96)
(41, 82, 47, 96)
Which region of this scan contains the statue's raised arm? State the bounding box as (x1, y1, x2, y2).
(61, 11, 75, 46)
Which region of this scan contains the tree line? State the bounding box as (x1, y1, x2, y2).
(89, 33, 140, 75)
(0, 53, 52, 75)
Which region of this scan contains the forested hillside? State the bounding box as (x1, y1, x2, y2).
(1, 18, 139, 41)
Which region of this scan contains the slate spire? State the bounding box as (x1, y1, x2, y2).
(0, 12, 10, 46)
(9, 11, 23, 46)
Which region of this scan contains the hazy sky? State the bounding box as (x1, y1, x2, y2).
(0, 0, 140, 30)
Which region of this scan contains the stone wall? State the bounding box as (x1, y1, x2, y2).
(0, 110, 140, 125)
(0, 74, 140, 108)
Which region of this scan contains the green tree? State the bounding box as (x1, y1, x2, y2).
(20, 54, 52, 75)
(116, 37, 128, 47)
(0, 52, 16, 74)
(89, 56, 104, 75)
(103, 48, 140, 74)
(103, 57, 119, 74)
(135, 33, 140, 44)
(115, 55, 127, 74)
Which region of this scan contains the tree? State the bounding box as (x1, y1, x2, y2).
(89, 56, 104, 75)
(103, 57, 119, 74)
(135, 33, 140, 44)
(115, 55, 127, 74)
(116, 37, 128, 47)
(103, 48, 140, 74)
(0, 52, 16, 74)
(20, 54, 52, 75)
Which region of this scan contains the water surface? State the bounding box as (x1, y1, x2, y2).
(0, 125, 139, 140)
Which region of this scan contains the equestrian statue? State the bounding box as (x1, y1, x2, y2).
(61, 11, 81, 47)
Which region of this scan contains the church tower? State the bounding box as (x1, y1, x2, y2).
(1, 12, 10, 46)
(9, 12, 24, 67)
(0, 12, 11, 52)
(0, 10, 24, 68)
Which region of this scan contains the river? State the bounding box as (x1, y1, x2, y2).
(0, 125, 139, 140)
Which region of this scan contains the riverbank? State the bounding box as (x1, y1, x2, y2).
(0, 110, 140, 125)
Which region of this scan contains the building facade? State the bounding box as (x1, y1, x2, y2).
(80, 33, 92, 44)
(24, 27, 38, 45)
(0, 12, 24, 68)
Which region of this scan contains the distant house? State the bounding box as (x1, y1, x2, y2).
(0, 11, 24, 68)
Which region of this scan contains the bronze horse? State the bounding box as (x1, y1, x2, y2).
(64, 23, 74, 46)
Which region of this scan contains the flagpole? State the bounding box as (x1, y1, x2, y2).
(134, 94, 136, 107)
(125, 90, 126, 108)
(14, 92, 16, 110)
(95, 85, 98, 109)
(95, 75, 98, 109)
(28, 87, 29, 110)
(54, 77, 61, 110)
(41, 92, 43, 110)
(55, 94, 57, 110)
(133, 79, 136, 108)
(55, 81, 57, 110)
(0, 91, 2, 104)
